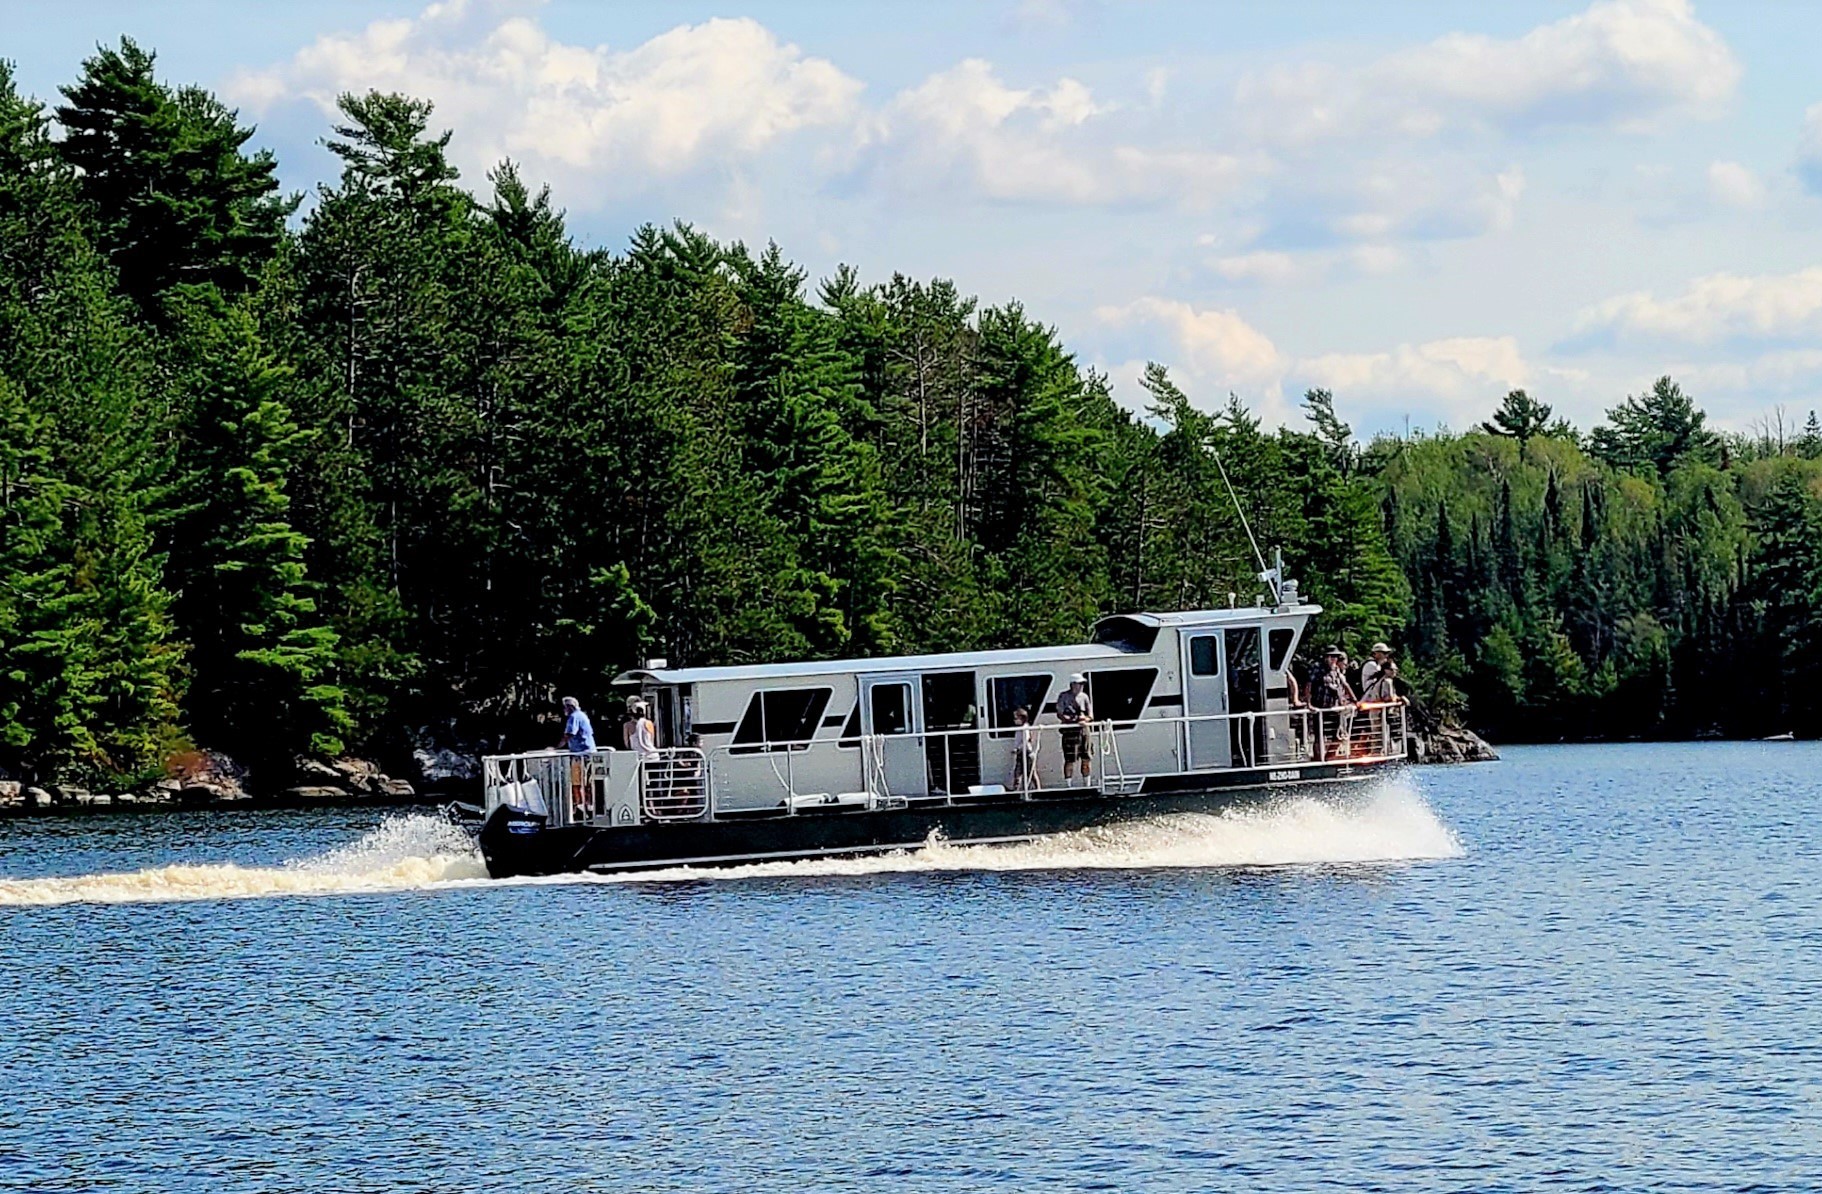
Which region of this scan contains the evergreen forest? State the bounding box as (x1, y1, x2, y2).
(5, 45, 1822, 787)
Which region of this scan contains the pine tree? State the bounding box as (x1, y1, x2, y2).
(1482, 389, 1554, 447)
(54, 39, 289, 316)
(164, 295, 350, 767)
(0, 62, 181, 782)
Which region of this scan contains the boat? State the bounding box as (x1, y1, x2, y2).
(453, 562, 1409, 878)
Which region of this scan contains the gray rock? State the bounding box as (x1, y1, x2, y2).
(411, 743, 481, 791)
(330, 757, 383, 794)
(169, 749, 248, 799)
(51, 784, 91, 803)
(1416, 721, 1499, 764)
(376, 777, 416, 798)
(24, 787, 51, 807)
(0, 780, 21, 804)
(293, 757, 343, 786)
(90, 793, 113, 806)
(286, 785, 347, 801)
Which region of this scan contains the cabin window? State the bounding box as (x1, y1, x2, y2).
(1268, 628, 1296, 671)
(870, 684, 912, 735)
(922, 672, 979, 731)
(731, 687, 833, 754)
(837, 704, 862, 748)
(1189, 635, 1220, 676)
(1089, 667, 1158, 727)
(987, 674, 1052, 738)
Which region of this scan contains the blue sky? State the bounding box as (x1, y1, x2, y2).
(8, 0, 1822, 437)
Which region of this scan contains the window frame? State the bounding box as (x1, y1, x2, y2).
(986, 673, 1054, 739)
(1087, 666, 1160, 731)
(730, 686, 835, 754)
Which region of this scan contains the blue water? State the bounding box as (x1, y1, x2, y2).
(2, 742, 1820, 1191)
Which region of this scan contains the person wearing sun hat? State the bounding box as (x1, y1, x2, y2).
(1056, 673, 1094, 784)
(1361, 642, 1399, 704)
(1311, 646, 1356, 758)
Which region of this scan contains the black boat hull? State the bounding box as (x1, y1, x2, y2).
(472, 762, 1396, 878)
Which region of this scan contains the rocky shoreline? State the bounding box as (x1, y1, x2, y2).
(0, 725, 489, 816)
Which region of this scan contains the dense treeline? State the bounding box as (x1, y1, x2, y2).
(3, 44, 1821, 786)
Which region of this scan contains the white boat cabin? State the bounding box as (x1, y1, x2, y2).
(477, 585, 1409, 828)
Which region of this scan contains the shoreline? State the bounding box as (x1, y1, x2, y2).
(0, 792, 454, 820)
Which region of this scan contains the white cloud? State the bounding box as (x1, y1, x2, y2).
(1577, 267, 1822, 343)
(1095, 297, 1284, 389)
(1093, 296, 1544, 428)
(1209, 251, 1301, 285)
(856, 59, 1253, 207)
(1798, 103, 1822, 194)
(1706, 160, 1764, 209)
(1237, 0, 1737, 147)
(229, 2, 862, 203)
(1296, 337, 1531, 407)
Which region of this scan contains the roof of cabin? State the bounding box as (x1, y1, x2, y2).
(614, 603, 1319, 687)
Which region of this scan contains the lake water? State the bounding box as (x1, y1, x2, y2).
(2, 742, 1819, 1192)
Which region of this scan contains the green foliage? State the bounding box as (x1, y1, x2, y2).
(54, 38, 289, 316)
(10, 52, 1822, 793)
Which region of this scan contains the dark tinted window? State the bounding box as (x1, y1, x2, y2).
(988, 674, 1052, 738)
(922, 672, 978, 730)
(1268, 628, 1296, 670)
(1089, 667, 1158, 726)
(731, 687, 832, 754)
(1189, 635, 1219, 676)
(870, 683, 911, 735)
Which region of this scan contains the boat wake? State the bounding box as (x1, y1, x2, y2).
(609, 775, 1463, 884)
(0, 777, 1461, 907)
(0, 816, 488, 908)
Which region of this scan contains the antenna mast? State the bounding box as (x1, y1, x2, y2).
(1206, 434, 1279, 604)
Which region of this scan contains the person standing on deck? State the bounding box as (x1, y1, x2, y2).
(623, 697, 659, 758)
(1057, 674, 1093, 784)
(1010, 707, 1040, 793)
(558, 696, 596, 819)
(1360, 643, 1400, 704)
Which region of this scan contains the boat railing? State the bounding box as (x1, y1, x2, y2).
(480, 702, 1408, 827)
(639, 748, 710, 821)
(698, 702, 1408, 818)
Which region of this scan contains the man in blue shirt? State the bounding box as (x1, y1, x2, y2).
(559, 696, 595, 819)
(559, 696, 595, 752)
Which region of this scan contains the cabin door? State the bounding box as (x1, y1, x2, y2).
(1182, 633, 1229, 770)
(1224, 628, 1265, 768)
(859, 676, 925, 800)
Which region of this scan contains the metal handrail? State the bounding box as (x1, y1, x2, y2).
(480, 702, 1410, 827)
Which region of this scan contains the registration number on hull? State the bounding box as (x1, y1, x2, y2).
(1268, 769, 1301, 782)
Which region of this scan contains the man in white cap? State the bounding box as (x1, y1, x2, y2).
(1056, 673, 1093, 784)
(557, 696, 595, 819)
(1360, 643, 1399, 704)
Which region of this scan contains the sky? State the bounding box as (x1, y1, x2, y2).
(7, 0, 1822, 438)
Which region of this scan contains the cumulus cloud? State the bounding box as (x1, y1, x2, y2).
(855, 59, 1253, 207)
(1706, 160, 1765, 209)
(1095, 297, 1284, 388)
(1093, 296, 1549, 429)
(1296, 337, 1531, 402)
(1237, 0, 1737, 147)
(229, 1, 862, 202)
(1576, 267, 1822, 344)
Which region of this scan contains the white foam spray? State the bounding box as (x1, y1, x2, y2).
(0, 776, 1461, 907)
(605, 775, 1463, 884)
(0, 815, 487, 907)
